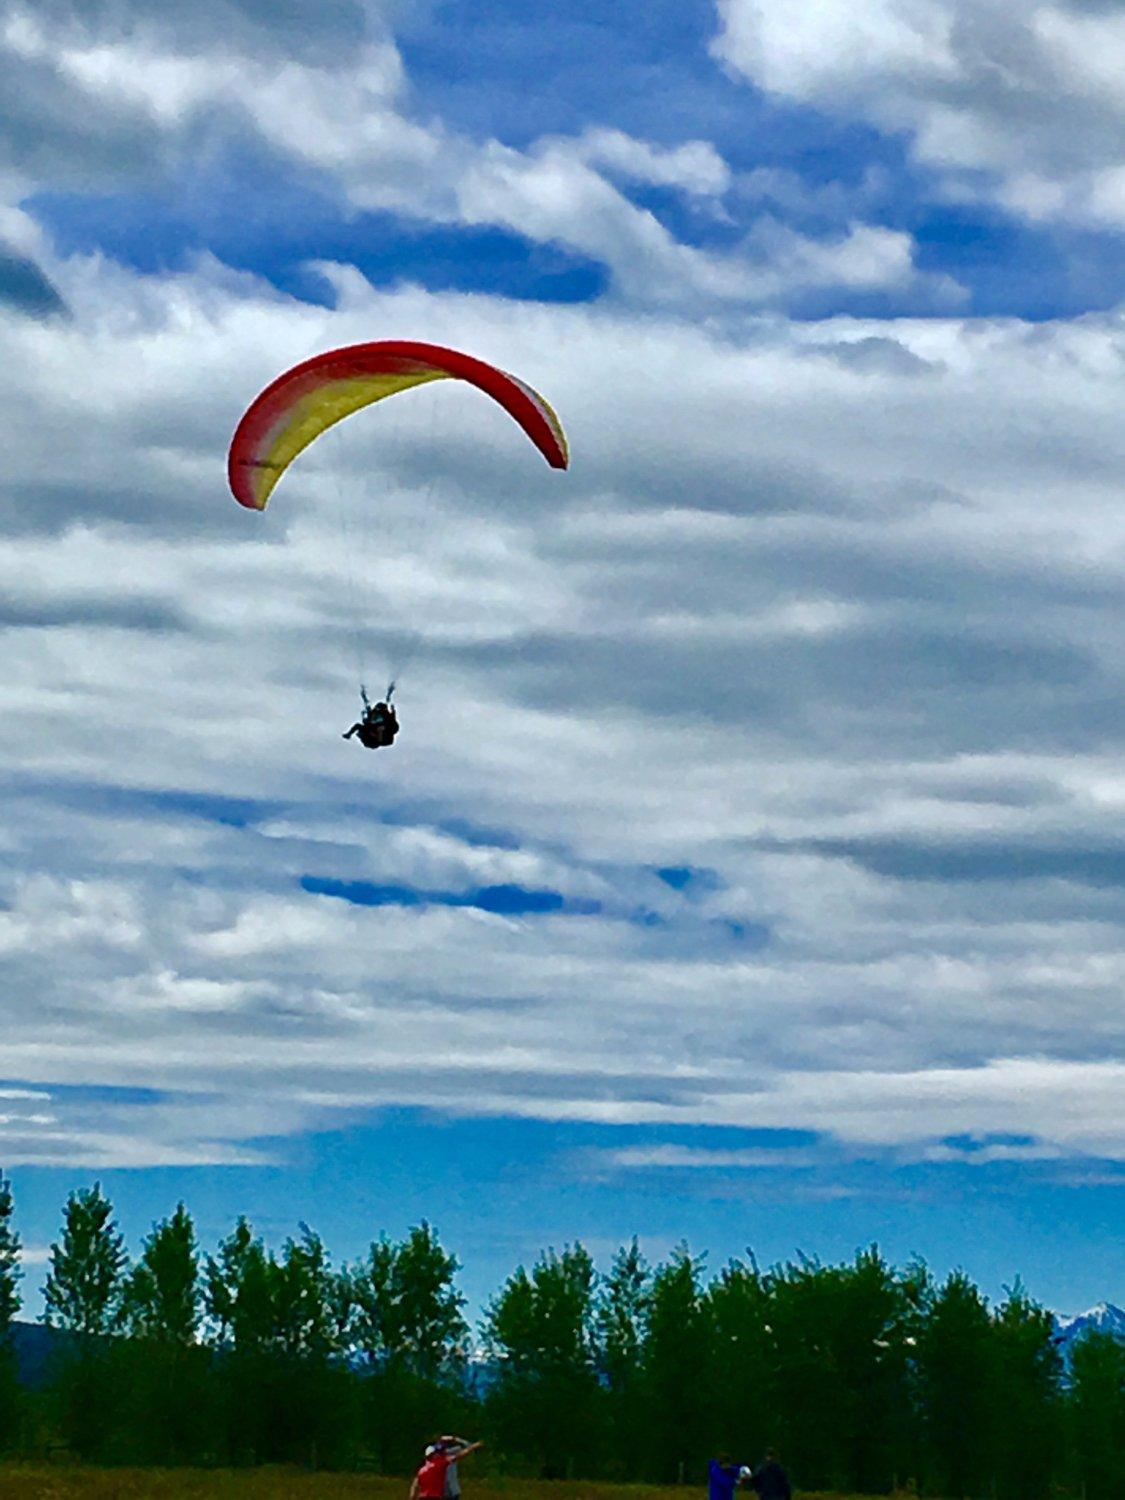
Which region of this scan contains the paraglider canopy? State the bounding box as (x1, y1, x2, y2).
(228, 339, 569, 510)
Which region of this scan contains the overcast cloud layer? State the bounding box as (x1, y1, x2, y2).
(1, 0, 1123, 1270)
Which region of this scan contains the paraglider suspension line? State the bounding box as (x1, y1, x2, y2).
(359, 682, 395, 711)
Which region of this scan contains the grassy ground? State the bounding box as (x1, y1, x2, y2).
(0, 1469, 863, 1499)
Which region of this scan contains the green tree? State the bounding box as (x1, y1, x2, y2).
(204, 1218, 353, 1467)
(596, 1239, 650, 1478)
(273, 1226, 354, 1468)
(347, 1234, 404, 1470)
(704, 1254, 774, 1468)
(763, 1254, 846, 1489)
(204, 1216, 274, 1356)
(0, 1171, 23, 1453)
(0, 1171, 19, 1334)
(43, 1183, 126, 1337)
(41, 1183, 128, 1460)
(118, 1203, 209, 1463)
(393, 1221, 468, 1378)
(831, 1247, 916, 1493)
(990, 1282, 1061, 1500)
(347, 1233, 397, 1368)
(915, 1269, 994, 1498)
(347, 1223, 470, 1471)
(1066, 1329, 1125, 1500)
(204, 1217, 281, 1464)
(274, 1225, 338, 1360)
(120, 1202, 200, 1345)
(484, 1243, 601, 1477)
(897, 1255, 935, 1489)
(695, 1246, 933, 1492)
(642, 1243, 708, 1483)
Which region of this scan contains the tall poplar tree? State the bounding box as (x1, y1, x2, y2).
(916, 1269, 995, 1497)
(121, 1202, 200, 1345)
(118, 1203, 206, 1463)
(642, 1243, 708, 1483)
(832, 1248, 915, 1493)
(990, 1282, 1062, 1500)
(1067, 1329, 1125, 1500)
(704, 1255, 774, 1466)
(273, 1225, 353, 1468)
(0, 1170, 22, 1450)
(596, 1239, 651, 1478)
(204, 1217, 277, 1463)
(484, 1243, 601, 1477)
(393, 1221, 467, 1378)
(347, 1223, 470, 1471)
(42, 1183, 128, 1459)
(43, 1183, 126, 1337)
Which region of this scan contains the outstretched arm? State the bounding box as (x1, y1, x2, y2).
(449, 1441, 483, 1462)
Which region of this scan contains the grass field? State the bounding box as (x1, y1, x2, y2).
(0, 1469, 867, 1499)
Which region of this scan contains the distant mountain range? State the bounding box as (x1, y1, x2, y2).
(1052, 1301, 1125, 1363)
(8, 1320, 64, 1387)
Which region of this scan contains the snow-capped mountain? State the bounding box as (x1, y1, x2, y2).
(1052, 1302, 1125, 1362)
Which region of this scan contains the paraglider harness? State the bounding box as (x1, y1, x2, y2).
(343, 683, 399, 750)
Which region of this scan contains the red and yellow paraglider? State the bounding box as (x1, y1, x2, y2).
(227, 340, 569, 751)
(228, 339, 569, 511)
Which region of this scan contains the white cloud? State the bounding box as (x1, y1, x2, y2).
(744, 217, 962, 303)
(715, 0, 956, 99)
(0, 1085, 284, 1168)
(576, 128, 732, 198)
(714, 0, 1125, 228)
(0, 203, 46, 260)
(1, 5, 944, 310)
(0, 6, 1123, 1176)
(17, 1245, 52, 1267)
(0, 877, 143, 955)
(1032, 7, 1125, 109)
(602, 1145, 817, 1169)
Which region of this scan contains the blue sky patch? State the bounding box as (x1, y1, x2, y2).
(9, 1111, 1121, 1321)
(656, 864, 722, 893)
(6, 778, 278, 830)
(301, 874, 582, 916)
(30, 181, 607, 307)
(0, 249, 66, 318)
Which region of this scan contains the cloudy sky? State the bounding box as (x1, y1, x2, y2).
(2, 0, 1123, 1318)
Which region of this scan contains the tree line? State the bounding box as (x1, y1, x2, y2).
(0, 1172, 1122, 1496)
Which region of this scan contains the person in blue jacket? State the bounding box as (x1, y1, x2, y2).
(708, 1452, 749, 1500)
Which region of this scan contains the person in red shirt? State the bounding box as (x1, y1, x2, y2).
(410, 1439, 483, 1499)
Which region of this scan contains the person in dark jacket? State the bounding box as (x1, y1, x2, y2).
(437, 1434, 470, 1498)
(343, 694, 398, 749)
(750, 1449, 791, 1500)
